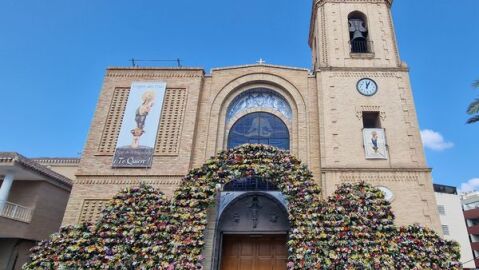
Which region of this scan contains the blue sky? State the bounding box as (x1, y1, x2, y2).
(0, 0, 477, 190)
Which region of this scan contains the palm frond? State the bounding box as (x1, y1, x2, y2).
(467, 115, 479, 124)
(473, 80, 479, 89)
(467, 98, 479, 114)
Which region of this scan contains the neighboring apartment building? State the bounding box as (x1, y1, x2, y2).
(434, 184, 475, 268)
(463, 191, 479, 268)
(0, 153, 78, 270)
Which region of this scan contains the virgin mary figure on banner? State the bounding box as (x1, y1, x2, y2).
(363, 128, 389, 160)
(112, 81, 167, 168)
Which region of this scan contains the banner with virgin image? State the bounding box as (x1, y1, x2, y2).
(112, 82, 167, 168)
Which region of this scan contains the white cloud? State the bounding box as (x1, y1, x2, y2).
(420, 129, 454, 151)
(459, 178, 479, 193)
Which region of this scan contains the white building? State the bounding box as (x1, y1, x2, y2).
(434, 184, 475, 268)
(462, 190, 479, 268)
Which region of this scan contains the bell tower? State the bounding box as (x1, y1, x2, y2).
(311, 0, 442, 232)
(309, 0, 401, 70)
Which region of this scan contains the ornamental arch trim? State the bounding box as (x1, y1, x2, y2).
(225, 88, 293, 124)
(208, 72, 308, 157)
(217, 191, 290, 233)
(172, 144, 322, 268)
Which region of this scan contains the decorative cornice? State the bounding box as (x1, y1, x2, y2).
(314, 0, 392, 6)
(74, 175, 183, 185)
(107, 66, 204, 71)
(321, 167, 432, 173)
(32, 157, 80, 166)
(211, 63, 309, 72)
(318, 66, 409, 73)
(106, 67, 205, 78)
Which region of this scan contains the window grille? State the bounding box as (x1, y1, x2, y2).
(223, 177, 279, 192)
(79, 199, 109, 223)
(441, 225, 450, 236)
(437, 205, 446, 215)
(155, 88, 187, 155)
(98, 88, 130, 154)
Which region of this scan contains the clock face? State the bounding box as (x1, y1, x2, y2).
(377, 186, 394, 202)
(357, 78, 378, 96)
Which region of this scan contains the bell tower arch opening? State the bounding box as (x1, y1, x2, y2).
(348, 11, 370, 53)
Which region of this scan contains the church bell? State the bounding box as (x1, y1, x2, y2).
(349, 19, 367, 41)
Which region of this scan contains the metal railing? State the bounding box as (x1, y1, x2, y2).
(0, 200, 33, 223)
(350, 39, 374, 54)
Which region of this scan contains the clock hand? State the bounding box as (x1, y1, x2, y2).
(366, 81, 370, 89)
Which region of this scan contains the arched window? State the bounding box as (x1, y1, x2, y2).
(227, 112, 290, 150)
(348, 11, 370, 53)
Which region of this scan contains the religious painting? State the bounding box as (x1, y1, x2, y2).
(112, 82, 167, 168)
(363, 128, 388, 160)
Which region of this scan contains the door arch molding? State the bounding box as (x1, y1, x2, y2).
(215, 192, 290, 269)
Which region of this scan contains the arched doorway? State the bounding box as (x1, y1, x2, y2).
(214, 177, 289, 270)
(217, 189, 289, 270)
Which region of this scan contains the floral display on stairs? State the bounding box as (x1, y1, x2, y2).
(23, 145, 461, 270)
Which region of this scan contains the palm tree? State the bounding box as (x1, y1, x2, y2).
(467, 80, 479, 124)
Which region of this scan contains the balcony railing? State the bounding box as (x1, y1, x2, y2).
(465, 208, 479, 219)
(471, 242, 479, 251)
(469, 224, 479, 235)
(350, 39, 374, 54)
(0, 200, 33, 223)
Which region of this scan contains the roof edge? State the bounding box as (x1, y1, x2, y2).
(212, 63, 310, 72)
(107, 66, 205, 72)
(0, 152, 73, 189)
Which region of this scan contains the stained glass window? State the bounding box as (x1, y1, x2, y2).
(227, 112, 290, 150)
(226, 89, 292, 123)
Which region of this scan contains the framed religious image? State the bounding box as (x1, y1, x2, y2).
(363, 128, 389, 160)
(112, 81, 167, 168)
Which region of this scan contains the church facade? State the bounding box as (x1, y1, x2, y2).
(63, 0, 441, 268)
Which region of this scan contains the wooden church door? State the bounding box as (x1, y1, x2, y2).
(221, 235, 287, 270)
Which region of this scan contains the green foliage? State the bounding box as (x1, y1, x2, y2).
(472, 80, 479, 89)
(24, 145, 461, 270)
(467, 115, 479, 124)
(467, 80, 479, 124)
(467, 99, 479, 115)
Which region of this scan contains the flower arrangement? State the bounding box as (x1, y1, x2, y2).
(23, 145, 461, 270)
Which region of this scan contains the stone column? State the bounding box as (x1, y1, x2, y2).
(0, 173, 14, 211)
